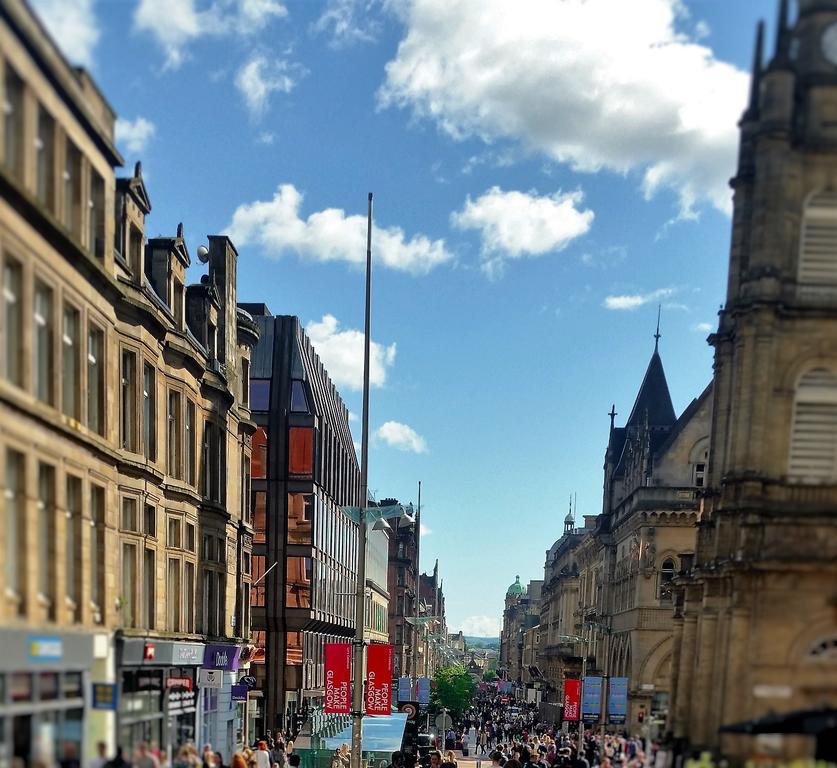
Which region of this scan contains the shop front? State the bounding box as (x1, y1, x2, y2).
(118, 639, 205, 758)
(199, 644, 243, 757)
(0, 629, 100, 768)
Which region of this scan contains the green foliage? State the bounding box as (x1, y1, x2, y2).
(431, 665, 475, 719)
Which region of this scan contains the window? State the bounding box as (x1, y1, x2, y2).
(34, 282, 54, 404)
(3, 64, 24, 180)
(290, 380, 309, 412)
(90, 485, 105, 619)
(184, 561, 195, 633)
(143, 549, 155, 629)
(3, 258, 22, 386)
(185, 400, 196, 485)
(799, 190, 837, 287)
(167, 390, 182, 478)
(286, 557, 312, 609)
(129, 226, 143, 276)
(208, 322, 217, 360)
(185, 522, 195, 552)
(202, 569, 225, 636)
(252, 556, 266, 607)
(36, 106, 55, 210)
(286, 631, 303, 665)
(241, 359, 250, 406)
(288, 427, 314, 476)
(167, 558, 181, 631)
(168, 516, 181, 549)
(252, 427, 267, 479)
(252, 491, 266, 544)
(87, 325, 104, 435)
(66, 476, 82, 615)
(143, 364, 156, 461)
(242, 456, 251, 526)
(121, 497, 138, 532)
(63, 139, 82, 238)
(659, 558, 676, 602)
(62, 305, 80, 420)
(121, 542, 137, 628)
(37, 464, 55, 606)
(143, 504, 156, 537)
(250, 379, 270, 410)
(89, 168, 105, 258)
(287, 494, 313, 545)
(5, 450, 24, 596)
(789, 368, 837, 482)
(121, 351, 137, 451)
(172, 280, 183, 329)
(397, 567, 405, 587)
(694, 461, 706, 487)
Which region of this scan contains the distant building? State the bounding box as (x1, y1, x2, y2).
(385, 500, 420, 678)
(419, 561, 447, 676)
(500, 577, 542, 686)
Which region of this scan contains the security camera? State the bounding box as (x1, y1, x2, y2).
(197, 245, 210, 263)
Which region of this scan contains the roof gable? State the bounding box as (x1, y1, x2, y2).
(625, 350, 676, 428)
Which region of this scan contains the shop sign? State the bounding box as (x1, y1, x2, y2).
(198, 669, 224, 689)
(28, 636, 63, 661)
(608, 678, 628, 725)
(563, 680, 580, 722)
(324, 643, 351, 714)
(172, 643, 204, 665)
(240, 676, 257, 689)
(168, 686, 197, 714)
(398, 676, 412, 703)
(365, 644, 392, 716)
(144, 643, 156, 661)
(231, 684, 249, 702)
(92, 683, 119, 710)
(203, 644, 241, 672)
(582, 676, 603, 723)
(416, 677, 431, 706)
(134, 671, 163, 692)
(166, 676, 193, 691)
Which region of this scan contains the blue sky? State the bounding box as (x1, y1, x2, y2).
(35, 0, 776, 636)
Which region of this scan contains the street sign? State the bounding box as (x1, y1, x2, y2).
(435, 713, 453, 730)
(198, 669, 223, 689)
(91, 683, 118, 710)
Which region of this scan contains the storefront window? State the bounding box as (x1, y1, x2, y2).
(62, 672, 83, 699)
(10, 673, 32, 702)
(287, 493, 313, 545)
(38, 672, 59, 701)
(286, 557, 312, 608)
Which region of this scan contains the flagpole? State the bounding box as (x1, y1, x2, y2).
(351, 193, 373, 768)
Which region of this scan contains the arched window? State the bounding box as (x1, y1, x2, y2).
(789, 368, 837, 482)
(659, 558, 676, 602)
(799, 190, 837, 286)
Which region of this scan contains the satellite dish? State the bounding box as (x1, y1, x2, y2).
(197, 245, 210, 263)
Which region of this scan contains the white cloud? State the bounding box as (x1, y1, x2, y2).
(692, 321, 714, 333)
(31, 0, 99, 68)
(459, 615, 501, 637)
(257, 131, 276, 145)
(420, 522, 432, 537)
(134, 0, 287, 70)
(603, 287, 674, 311)
(348, 411, 359, 423)
(306, 314, 396, 392)
(313, 0, 381, 47)
(451, 186, 593, 277)
(227, 183, 452, 275)
(380, 0, 748, 217)
(115, 117, 156, 154)
(236, 55, 297, 117)
(376, 421, 428, 453)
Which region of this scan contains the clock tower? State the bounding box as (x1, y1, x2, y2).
(669, 0, 837, 759)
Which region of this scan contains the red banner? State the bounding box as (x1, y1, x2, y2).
(324, 643, 351, 714)
(365, 644, 392, 715)
(563, 679, 581, 722)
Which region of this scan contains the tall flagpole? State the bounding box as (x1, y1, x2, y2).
(351, 193, 373, 768)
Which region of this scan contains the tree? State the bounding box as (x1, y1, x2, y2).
(431, 665, 475, 719)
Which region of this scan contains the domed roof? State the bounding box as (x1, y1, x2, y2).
(506, 575, 524, 596)
(564, 512, 574, 524)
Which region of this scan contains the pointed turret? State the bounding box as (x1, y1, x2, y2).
(743, 21, 765, 123)
(768, 0, 791, 70)
(625, 347, 676, 429)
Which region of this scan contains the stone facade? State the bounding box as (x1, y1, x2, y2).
(501, 576, 542, 686)
(0, 0, 256, 759)
(386, 506, 420, 678)
(670, 1, 837, 759)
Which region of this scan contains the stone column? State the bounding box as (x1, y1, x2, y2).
(673, 614, 698, 740)
(668, 615, 684, 735)
(692, 609, 719, 747)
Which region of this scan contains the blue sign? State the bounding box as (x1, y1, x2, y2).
(582, 676, 603, 722)
(608, 677, 628, 724)
(398, 676, 412, 703)
(92, 683, 118, 710)
(28, 636, 63, 661)
(417, 677, 431, 706)
(231, 684, 248, 702)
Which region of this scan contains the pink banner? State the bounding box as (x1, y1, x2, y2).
(325, 643, 352, 714)
(563, 679, 580, 722)
(365, 644, 392, 715)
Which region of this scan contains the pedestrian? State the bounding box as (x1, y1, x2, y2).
(202, 746, 216, 768)
(272, 743, 286, 768)
(135, 744, 159, 768)
(254, 743, 271, 768)
(231, 755, 248, 768)
(330, 744, 350, 768)
(215, 753, 226, 768)
(89, 743, 108, 768)
(387, 752, 404, 768)
(105, 748, 132, 768)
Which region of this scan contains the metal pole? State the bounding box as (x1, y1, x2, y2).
(350, 193, 373, 768)
(413, 482, 421, 686)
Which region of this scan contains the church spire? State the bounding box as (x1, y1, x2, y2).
(654, 305, 662, 353)
(744, 21, 765, 121)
